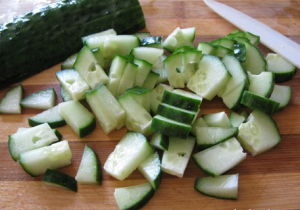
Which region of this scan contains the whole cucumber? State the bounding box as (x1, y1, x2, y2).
(0, 0, 145, 88)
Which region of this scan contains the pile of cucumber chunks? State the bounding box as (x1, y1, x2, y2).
(1, 26, 297, 207)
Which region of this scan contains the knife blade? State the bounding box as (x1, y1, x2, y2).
(203, 0, 300, 69)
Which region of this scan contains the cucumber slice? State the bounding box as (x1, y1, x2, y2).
(152, 54, 168, 84)
(229, 112, 246, 127)
(194, 174, 239, 200)
(241, 41, 266, 74)
(91, 48, 106, 68)
(19, 140, 72, 177)
(181, 27, 196, 42)
(134, 32, 151, 41)
(162, 89, 202, 112)
(150, 115, 191, 139)
(86, 84, 125, 134)
(114, 182, 155, 210)
(61, 53, 78, 70)
(16, 127, 62, 141)
(269, 85, 292, 111)
(60, 85, 72, 102)
(103, 131, 154, 180)
(181, 50, 203, 83)
(161, 136, 195, 178)
(197, 42, 215, 55)
(141, 36, 163, 48)
(118, 93, 152, 136)
(81, 29, 117, 48)
(138, 151, 162, 190)
(131, 47, 164, 65)
(58, 101, 96, 138)
(150, 84, 173, 115)
(222, 82, 247, 111)
(266, 53, 297, 83)
(163, 27, 194, 52)
(125, 86, 150, 113)
(247, 71, 274, 98)
(237, 109, 281, 156)
(149, 133, 169, 151)
(106, 55, 128, 96)
(20, 88, 56, 110)
(56, 69, 90, 101)
(133, 58, 153, 87)
(157, 103, 198, 124)
(195, 127, 238, 150)
(164, 52, 185, 88)
(116, 62, 138, 97)
(142, 71, 160, 90)
(28, 105, 66, 128)
(187, 55, 231, 100)
(192, 137, 246, 176)
(202, 111, 231, 128)
(226, 30, 260, 45)
(241, 91, 280, 115)
(73, 46, 109, 89)
(75, 144, 102, 185)
(211, 37, 235, 50)
(8, 123, 59, 161)
(191, 117, 208, 136)
(0, 84, 24, 114)
(43, 169, 77, 192)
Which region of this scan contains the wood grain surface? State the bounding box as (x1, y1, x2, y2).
(1, 0, 300, 209)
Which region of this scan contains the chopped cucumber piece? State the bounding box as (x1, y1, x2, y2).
(161, 136, 195, 178)
(150, 84, 173, 115)
(194, 174, 239, 200)
(60, 85, 72, 102)
(106, 55, 128, 96)
(61, 53, 78, 70)
(266, 53, 297, 83)
(125, 86, 150, 113)
(197, 42, 215, 55)
(0, 84, 24, 114)
(28, 105, 66, 128)
(114, 182, 155, 210)
(19, 140, 72, 176)
(43, 169, 77, 192)
(149, 133, 169, 151)
(195, 127, 238, 150)
(8, 123, 59, 161)
(56, 69, 90, 101)
(222, 82, 247, 111)
(229, 112, 246, 127)
(131, 47, 164, 65)
(187, 55, 231, 100)
(157, 103, 198, 124)
(104, 131, 154, 180)
(226, 30, 260, 45)
(269, 85, 292, 111)
(73, 46, 109, 89)
(238, 109, 281, 156)
(116, 62, 138, 97)
(81, 29, 117, 48)
(181, 27, 196, 42)
(191, 117, 208, 136)
(211, 37, 235, 50)
(138, 151, 162, 190)
(118, 93, 152, 136)
(58, 101, 96, 138)
(247, 71, 274, 98)
(134, 32, 151, 41)
(75, 144, 102, 185)
(86, 84, 125, 134)
(150, 115, 191, 139)
(164, 52, 185, 88)
(20, 88, 56, 110)
(241, 41, 266, 74)
(133, 58, 153, 87)
(142, 71, 160, 90)
(162, 89, 202, 112)
(163, 27, 194, 52)
(202, 111, 231, 128)
(241, 91, 280, 115)
(193, 137, 246, 176)
(152, 54, 168, 84)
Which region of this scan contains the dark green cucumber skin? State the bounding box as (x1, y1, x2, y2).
(43, 169, 77, 192)
(241, 91, 280, 115)
(0, 0, 145, 89)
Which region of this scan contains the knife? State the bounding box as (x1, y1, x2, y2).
(203, 0, 300, 69)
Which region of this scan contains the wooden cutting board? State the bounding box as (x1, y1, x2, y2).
(1, 0, 300, 209)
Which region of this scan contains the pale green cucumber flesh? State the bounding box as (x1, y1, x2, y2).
(0, 84, 24, 114)
(20, 88, 57, 110)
